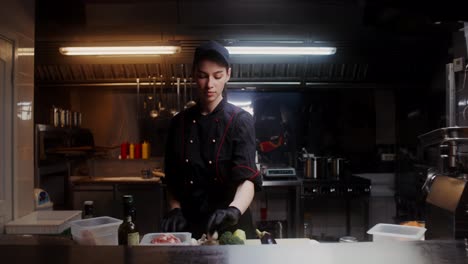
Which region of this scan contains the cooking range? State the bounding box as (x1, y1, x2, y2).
(301, 176, 371, 197)
(259, 161, 371, 240)
(300, 175, 371, 241)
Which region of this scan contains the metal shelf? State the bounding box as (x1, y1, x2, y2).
(418, 126, 468, 147)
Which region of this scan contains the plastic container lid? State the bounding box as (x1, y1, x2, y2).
(367, 223, 427, 242)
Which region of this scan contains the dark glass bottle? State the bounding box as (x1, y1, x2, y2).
(122, 195, 136, 223)
(118, 215, 139, 245)
(83, 201, 94, 219)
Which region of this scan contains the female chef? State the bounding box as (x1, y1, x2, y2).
(161, 40, 262, 239)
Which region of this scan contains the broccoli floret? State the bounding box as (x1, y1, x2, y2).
(219, 231, 245, 245)
(219, 231, 233, 245)
(228, 236, 245, 245)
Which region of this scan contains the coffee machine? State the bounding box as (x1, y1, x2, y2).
(418, 57, 468, 239)
(418, 126, 468, 239)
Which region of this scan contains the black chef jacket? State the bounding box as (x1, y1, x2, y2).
(164, 98, 262, 239)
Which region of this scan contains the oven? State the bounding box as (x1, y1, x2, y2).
(35, 124, 94, 209)
(300, 176, 371, 241)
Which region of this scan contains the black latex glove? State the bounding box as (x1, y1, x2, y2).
(160, 208, 188, 232)
(207, 206, 241, 236)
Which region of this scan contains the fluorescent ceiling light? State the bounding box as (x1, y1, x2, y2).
(59, 46, 181, 56)
(226, 46, 336, 55)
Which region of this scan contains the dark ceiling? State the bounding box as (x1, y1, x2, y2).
(34, 0, 468, 88)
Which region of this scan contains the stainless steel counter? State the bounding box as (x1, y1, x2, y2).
(262, 179, 302, 187)
(0, 235, 466, 264)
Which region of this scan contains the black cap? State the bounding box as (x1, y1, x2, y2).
(193, 40, 230, 67)
(123, 195, 133, 204)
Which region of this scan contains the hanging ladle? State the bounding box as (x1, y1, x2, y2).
(183, 78, 188, 109)
(158, 75, 169, 116)
(169, 76, 178, 116)
(149, 76, 159, 118)
(185, 77, 197, 108)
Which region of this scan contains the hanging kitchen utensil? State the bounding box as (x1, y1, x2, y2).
(176, 77, 181, 112)
(149, 76, 159, 118)
(136, 78, 140, 120)
(160, 56, 172, 118)
(183, 78, 188, 109)
(142, 76, 151, 117)
(180, 64, 187, 110)
(158, 75, 165, 112)
(158, 75, 172, 118)
(169, 76, 178, 116)
(185, 76, 196, 108)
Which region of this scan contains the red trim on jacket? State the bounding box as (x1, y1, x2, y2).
(233, 165, 260, 181)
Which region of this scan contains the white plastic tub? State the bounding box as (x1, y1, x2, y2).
(70, 216, 122, 245)
(5, 210, 82, 234)
(140, 232, 192, 246)
(367, 223, 427, 242)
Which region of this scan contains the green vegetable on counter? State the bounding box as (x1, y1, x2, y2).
(233, 229, 246, 241)
(219, 230, 246, 245)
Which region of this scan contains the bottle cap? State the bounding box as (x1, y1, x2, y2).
(84, 201, 94, 205)
(123, 195, 134, 203)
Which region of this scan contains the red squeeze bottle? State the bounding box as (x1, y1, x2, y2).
(120, 142, 129, 160)
(134, 143, 142, 159)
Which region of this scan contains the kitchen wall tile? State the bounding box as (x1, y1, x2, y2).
(78, 90, 140, 150)
(0, 0, 35, 219)
(15, 34, 35, 217)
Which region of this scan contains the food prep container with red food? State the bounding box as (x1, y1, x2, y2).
(140, 232, 192, 246)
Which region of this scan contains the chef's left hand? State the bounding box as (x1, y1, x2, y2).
(207, 206, 241, 236)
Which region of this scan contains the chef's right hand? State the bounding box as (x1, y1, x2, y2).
(160, 208, 188, 232)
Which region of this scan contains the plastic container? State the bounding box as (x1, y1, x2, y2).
(5, 210, 82, 234)
(140, 232, 192, 246)
(367, 223, 427, 242)
(70, 216, 122, 245)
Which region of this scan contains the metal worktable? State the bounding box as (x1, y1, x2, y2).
(262, 178, 302, 238)
(0, 235, 466, 264)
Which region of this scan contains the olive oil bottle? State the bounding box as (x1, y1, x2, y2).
(118, 195, 139, 245)
(118, 215, 139, 245)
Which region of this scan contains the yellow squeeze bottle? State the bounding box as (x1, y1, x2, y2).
(129, 143, 135, 159)
(142, 141, 149, 159)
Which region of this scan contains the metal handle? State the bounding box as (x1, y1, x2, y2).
(422, 168, 439, 194)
